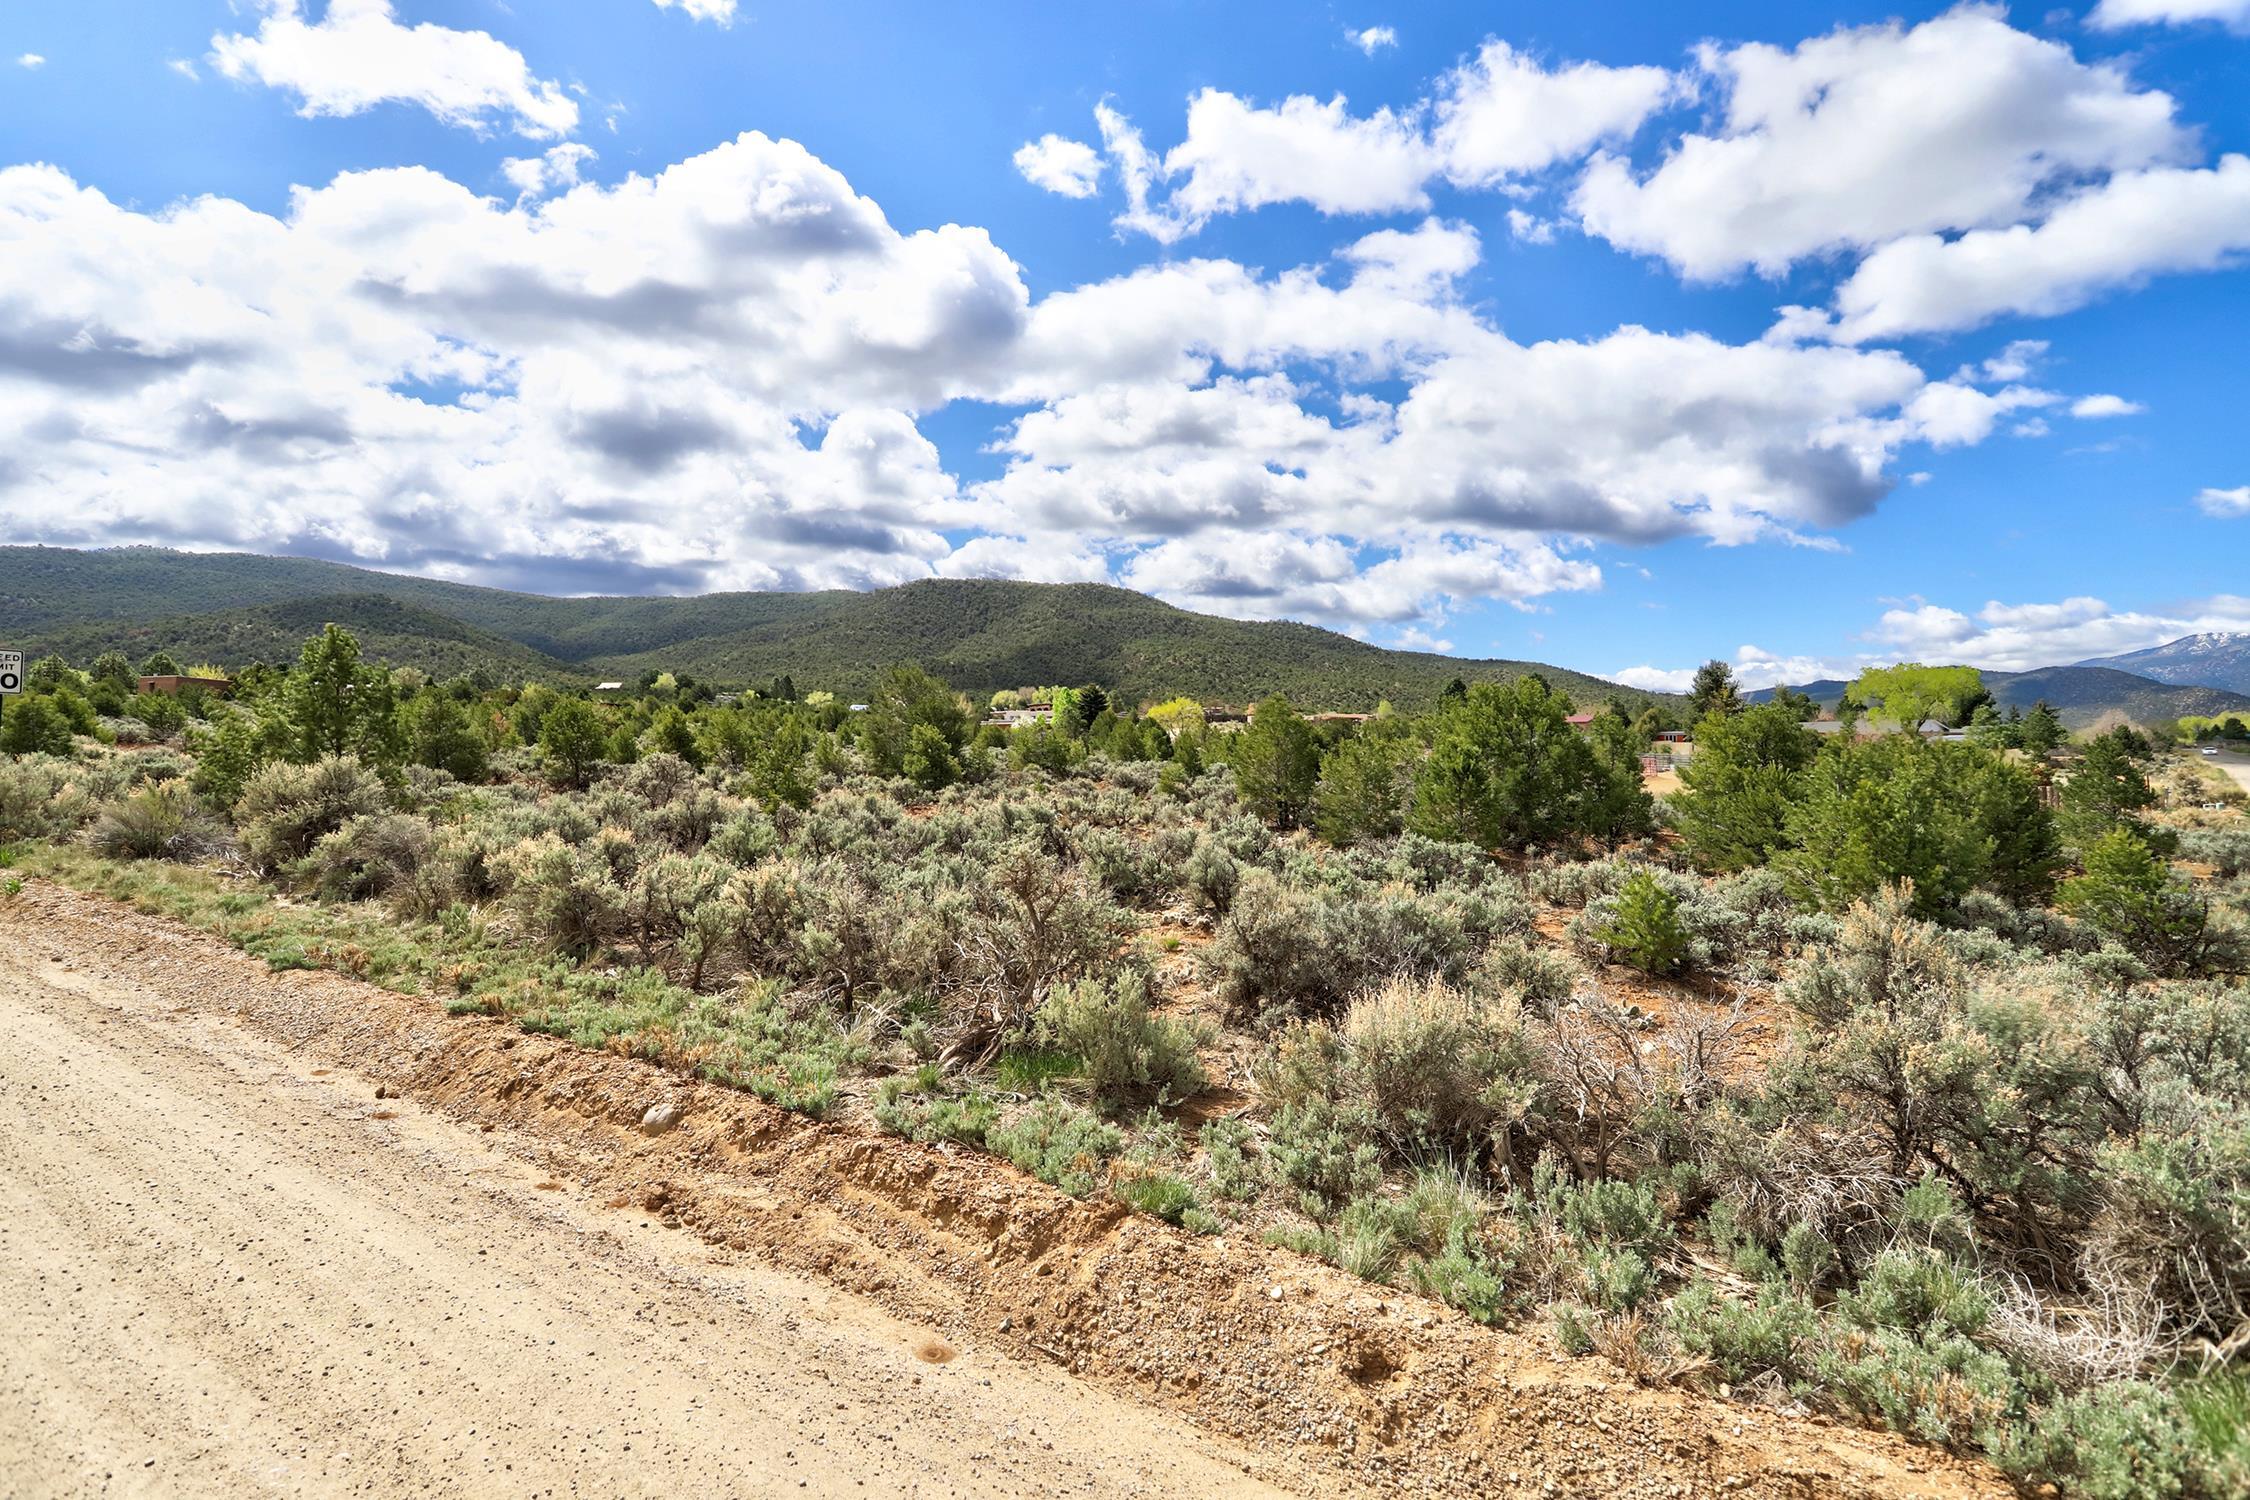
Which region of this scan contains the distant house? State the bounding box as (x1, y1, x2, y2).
(135, 674, 231, 697)
(1307, 712, 1372, 725)
(983, 706, 1053, 729)
(1652, 729, 1690, 744)
(593, 681, 626, 692)
(1564, 712, 1598, 730)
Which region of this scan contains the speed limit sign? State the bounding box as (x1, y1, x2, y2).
(0, 651, 22, 695)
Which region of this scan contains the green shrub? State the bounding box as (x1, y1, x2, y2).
(1590, 869, 1690, 975)
(235, 756, 388, 875)
(0, 694, 78, 756)
(987, 1096, 1122, 1196)
(1780, 1220, 1838, 1293)
(1997, 1382, 2210, 1500)
(87, 779, 220, 861)
(1198, 1117, 1261, 1201)
(1667, 1280, 1821, 1386)
(1266, 1097, 1385, 1214)
(1037, 971, 1206, 1109)
(902, 723, 960, 791)
(2062, 829, 2225, 975)
(1838, 1250, 1992, 1340)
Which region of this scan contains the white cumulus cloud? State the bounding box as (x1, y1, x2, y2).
(1867, 594, 2250, 669)
(209, 0, 579, 139)
(0, 124, 2040, 639)
(1349, 26, 1398, 56)
(1434, 41, 1673, 187)
(1012, 134, 1104, 199)
(1574, 6, 2187, 280)
(501, 143, 596, 201)
(650, 0, 739, 23)
(1158, 88, 1436, 228)
(2071, 393, 2145, 418)
(1826, 156, 2250, 342)
(2198, 486, 2250, 518)
(1609, 647, 1851, 694)
(2090, 0, 2250, 31)
(1082, 43, 1675, 241)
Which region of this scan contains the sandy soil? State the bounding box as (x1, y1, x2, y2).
(0, 879, 2010, 1500)
(0, 939, 1293, 1499)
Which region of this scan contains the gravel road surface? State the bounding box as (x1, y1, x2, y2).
(0, 947, 1294, 1500)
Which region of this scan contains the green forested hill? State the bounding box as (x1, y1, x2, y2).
(0, 546, 1664, 711)
(572, 578, 1660, 709)
(17, 592, 576, 682)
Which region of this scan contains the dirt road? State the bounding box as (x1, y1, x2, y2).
(0, 947, 1294, 1499)
(2205, 749, 2250, 796)
(0, 880, 2008, 1500)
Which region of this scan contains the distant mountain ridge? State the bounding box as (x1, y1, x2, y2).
(2075, 633, 2250, 696)
(0, 545, 1669, 712)
(1749, 663, 2250, 729)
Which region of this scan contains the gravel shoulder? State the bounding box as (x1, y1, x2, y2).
(0, 879, 2011, 1500)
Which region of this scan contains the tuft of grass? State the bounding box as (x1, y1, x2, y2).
(993, 1046, 1081, 1094)
(874, 1069, 999, 1145)
(2180, 1369, 2250, 1480)
(1112, 1167, 1202, 1224)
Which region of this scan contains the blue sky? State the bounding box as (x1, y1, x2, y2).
(3, 0, 2247, 689)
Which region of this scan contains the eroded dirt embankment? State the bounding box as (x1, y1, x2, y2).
(0, 878, 2011, 1500)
